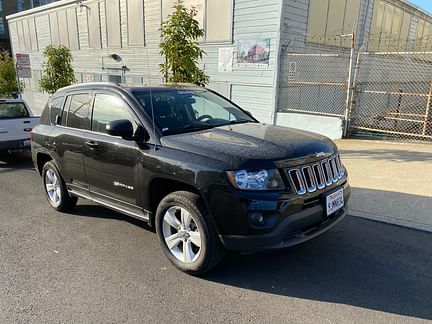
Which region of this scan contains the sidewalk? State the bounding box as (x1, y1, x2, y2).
(335, 139, 432, 232)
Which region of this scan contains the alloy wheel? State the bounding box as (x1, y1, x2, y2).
(162, 206, 202, 263)
(45, 169, 61, 206)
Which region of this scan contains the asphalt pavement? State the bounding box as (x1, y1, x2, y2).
(0, 154, 431, 323)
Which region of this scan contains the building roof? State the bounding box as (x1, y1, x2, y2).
(6, 0, 432, 21)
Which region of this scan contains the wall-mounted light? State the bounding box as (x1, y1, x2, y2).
(110, 53, 122, 62)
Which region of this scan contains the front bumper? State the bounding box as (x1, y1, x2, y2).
(219, 205, 347, 252)
(216, 182, 350, 252)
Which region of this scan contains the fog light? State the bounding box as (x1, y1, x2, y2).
(249, 212, 265, 226)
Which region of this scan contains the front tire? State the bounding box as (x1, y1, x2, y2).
(155, 191, 224, 275)
(42, 161, 78, 212)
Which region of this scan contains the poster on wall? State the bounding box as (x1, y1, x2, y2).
(237, 38, 271, 64)
(218, 47, 233, 72)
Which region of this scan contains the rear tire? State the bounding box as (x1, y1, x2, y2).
(155, 191, 224, 275)
(42, 161, 78, 212)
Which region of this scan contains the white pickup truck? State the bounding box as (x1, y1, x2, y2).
(0, 99, 39, 154)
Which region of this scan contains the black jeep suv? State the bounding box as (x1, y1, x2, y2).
(32, 83, 350, 274)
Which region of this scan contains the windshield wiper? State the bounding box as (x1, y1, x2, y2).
(227, 119, 254, 125)
(162, 124, 214, 135)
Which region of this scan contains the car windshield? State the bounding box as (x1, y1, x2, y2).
(132, 89, 256, 135)
(0, 102, 29, 119)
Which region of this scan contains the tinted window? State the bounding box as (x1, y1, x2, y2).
(66, 94, 91, 130)
(92, 94, 136, 134)
(132, 89, 255, 135)
(49, 97, 64, 124)
(0, 102, 29, 119)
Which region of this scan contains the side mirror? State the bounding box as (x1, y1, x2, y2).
(106, 119, 134, 138)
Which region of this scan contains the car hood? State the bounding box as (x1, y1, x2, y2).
(160, 123, 337, 169)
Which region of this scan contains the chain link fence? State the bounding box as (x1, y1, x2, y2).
(279, 33, 432, 142)
(279, 34, 353, 118)
(350, 52, 432, 141)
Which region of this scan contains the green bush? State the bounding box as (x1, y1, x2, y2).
(160, 0, 209, 86)
(39, 45, 75, 94)
(0, 51, 22, 98)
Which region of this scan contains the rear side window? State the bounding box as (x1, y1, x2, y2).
(0, 102, 29, 119)
(91, 93, 136, 134)
(66, 94, 91, 130)
(49, 97, 64, 124)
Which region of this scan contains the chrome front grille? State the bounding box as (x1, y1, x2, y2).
(287, 154, 345, 195)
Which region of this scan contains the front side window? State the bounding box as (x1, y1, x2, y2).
(92, 94, 136, 134)
(66, 94, 91, 130)
(0, 102, 29, 119)
(132, 89, 256, 135)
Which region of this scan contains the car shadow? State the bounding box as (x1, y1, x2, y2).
(203, 216, 432, 320)
(0, 152, 35, 171)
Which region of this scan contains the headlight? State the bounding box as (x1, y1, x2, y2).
(225, 169, 284, 190)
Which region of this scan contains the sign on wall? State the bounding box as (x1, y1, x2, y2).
(288, 61, 297, 81)
(16, 53, 31, 79)
(218, 47, 233, 72)
(16, 53, 30, 66)
(17, 66, 31, 78)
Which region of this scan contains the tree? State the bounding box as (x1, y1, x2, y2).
(160, 0, 209, 86)
(39, 45, 75, 94)
(0, 50, 22, 97)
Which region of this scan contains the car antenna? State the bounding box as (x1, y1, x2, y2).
(145, 41, 158, 151)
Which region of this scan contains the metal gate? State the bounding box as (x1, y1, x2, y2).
(349, 52, 432, 141)
(279, 52, 351, 118)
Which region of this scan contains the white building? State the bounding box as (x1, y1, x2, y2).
(7, 0, 432, 139)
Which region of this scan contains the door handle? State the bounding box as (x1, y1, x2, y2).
(85, 141, 98, 149)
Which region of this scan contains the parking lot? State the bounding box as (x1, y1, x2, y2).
(0, 150, 431, 323)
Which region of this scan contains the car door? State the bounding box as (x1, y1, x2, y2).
(52, 93, 91, 194)
(83, 92, 140, 210)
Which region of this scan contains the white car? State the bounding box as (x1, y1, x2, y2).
(0, 99, 39, 154)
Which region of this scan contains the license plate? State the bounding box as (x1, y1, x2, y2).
(23, 139, 31, 146)
(326, 188, 344, 216)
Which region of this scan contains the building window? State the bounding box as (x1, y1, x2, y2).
(17, 0, 25, 11)
(414, 18, 431, 51)
(127, 0, 145, 46)
(29, 18, 38, 51)
(0, 0, 3, 12)
(307, 0, 361, 47)
(369, 0, 413, 51)
(87, 3, 102, 48)
(162, 0, 232, 43)
(34, 0, 55, 6)
(0, 18, 4, 36)
(67, 8, 79, 50)
(106, 0, 121, 47)
(206, 0, 232, 42)
(58, 11, 69, 47)
(49, 12, 60, 45)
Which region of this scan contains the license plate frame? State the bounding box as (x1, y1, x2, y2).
(325, 188, 344, 216)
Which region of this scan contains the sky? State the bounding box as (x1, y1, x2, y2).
(408, 0, 432, 14)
